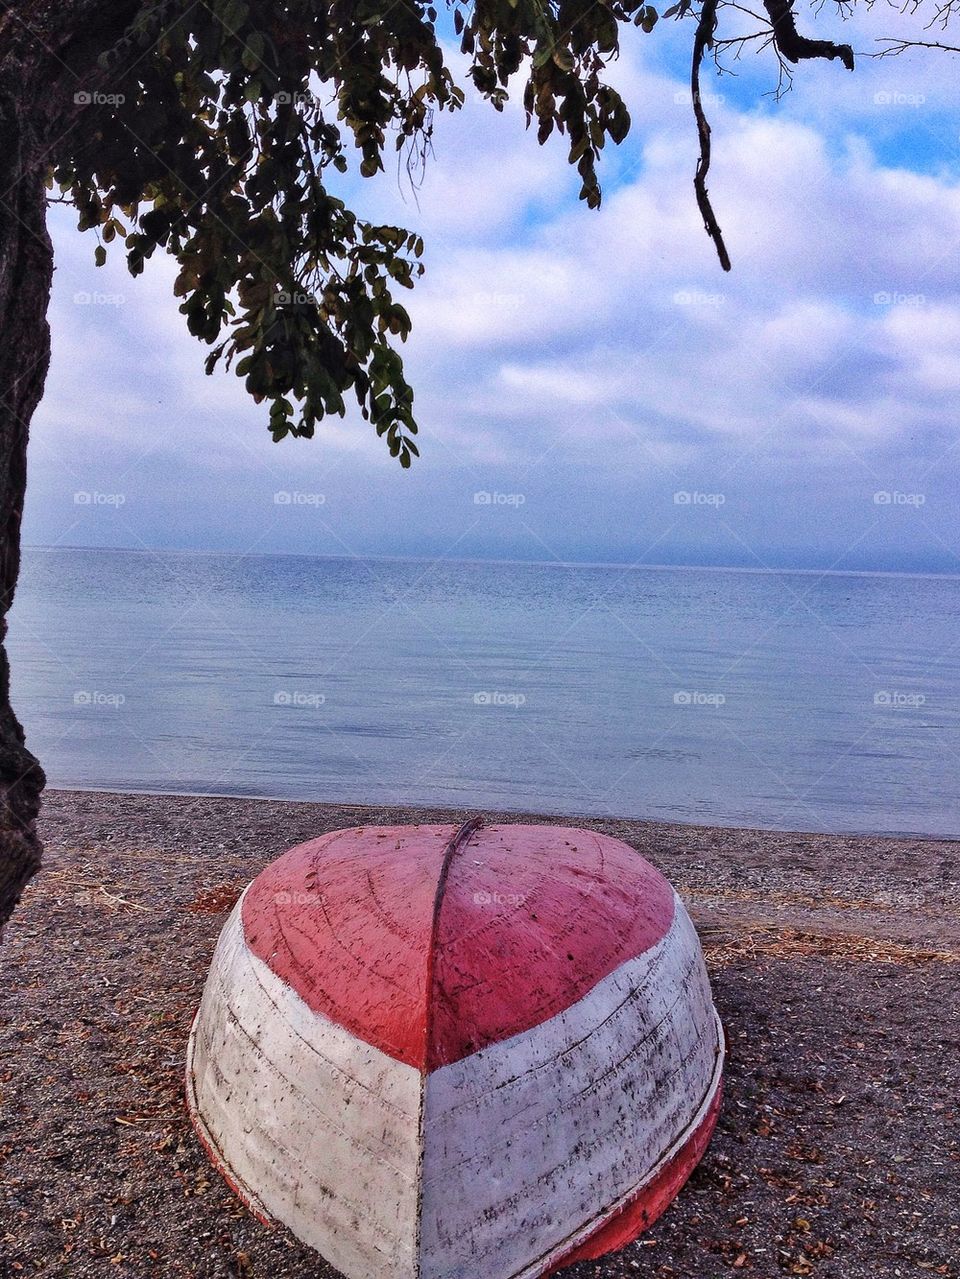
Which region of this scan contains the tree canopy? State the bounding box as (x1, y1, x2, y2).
(32, 0, 895, 465)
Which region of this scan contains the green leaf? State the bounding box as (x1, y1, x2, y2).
(59, 0, 639, 466)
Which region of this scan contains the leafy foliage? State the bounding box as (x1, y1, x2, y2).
(50, 0, 651, 463)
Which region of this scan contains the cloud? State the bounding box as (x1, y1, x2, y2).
(21, 24, 960, 570)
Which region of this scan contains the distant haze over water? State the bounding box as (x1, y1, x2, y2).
(10, 547, 960, 837)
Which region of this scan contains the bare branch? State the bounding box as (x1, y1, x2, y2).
(692, 0, 732, 271)
(875, 35, 960, 53)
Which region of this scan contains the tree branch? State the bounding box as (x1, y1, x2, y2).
(692, 0, 732, 272)
(874, 37, 960, 56)
(762, 0, 855, 68)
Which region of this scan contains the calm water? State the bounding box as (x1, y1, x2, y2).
(7, 547, 960, 836)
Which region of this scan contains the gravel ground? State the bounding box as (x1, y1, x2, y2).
(1, 789, 958, 1279)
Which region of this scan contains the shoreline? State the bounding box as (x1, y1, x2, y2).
(42, 784, 960, 845)
(2, 789, 958, 1277)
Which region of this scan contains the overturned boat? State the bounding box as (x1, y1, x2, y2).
(186, 819, 724, 1278)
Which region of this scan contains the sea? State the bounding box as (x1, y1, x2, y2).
(7, 546, 960, 837)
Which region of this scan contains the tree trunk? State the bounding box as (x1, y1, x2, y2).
(0, 88, 52, 937)
(0, 3, 148, 937)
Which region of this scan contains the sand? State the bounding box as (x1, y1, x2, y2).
(1, 789, 958, 1278)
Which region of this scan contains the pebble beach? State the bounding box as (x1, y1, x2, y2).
(1, 789, 958, 1278)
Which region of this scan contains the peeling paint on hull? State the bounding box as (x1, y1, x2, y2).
(186, 822, 724, 1279)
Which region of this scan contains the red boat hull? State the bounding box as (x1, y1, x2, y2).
(187, 822, 724, 1278)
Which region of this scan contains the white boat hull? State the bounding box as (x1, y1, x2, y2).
(186, 822, 724, 1278)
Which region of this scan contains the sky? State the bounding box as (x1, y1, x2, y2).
(22, 3, 960, 573)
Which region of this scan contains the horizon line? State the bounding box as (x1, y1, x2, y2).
(20, 542, 960, 582)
